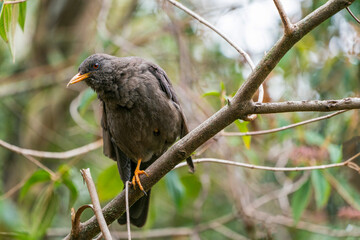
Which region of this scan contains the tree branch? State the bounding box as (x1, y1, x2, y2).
(222, 110, 347, 136)
(249, 98, 360, 114)
(3, 0, 26, 5)
(0, 139, 102, 159)
(174, 153, 359, 172)
(233, 0, 354, 103)
(273, 0, 294, 35)
(165, 0, 255, 70)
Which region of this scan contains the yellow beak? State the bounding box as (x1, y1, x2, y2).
(67, 72, 90, 87)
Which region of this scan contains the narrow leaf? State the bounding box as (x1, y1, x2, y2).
(30, 187, 59, 239)
(291, 179, 312, 224)
(0, 4, 12, 42)
(20, 170, 51, 200)
(165, 171, 185, 209)
(311, 170, 331, 209)
(201, 91, 220, 98)
(235, 120, 251, 149)
(18, 1, 26, 31)
(62, 177, 78, 207)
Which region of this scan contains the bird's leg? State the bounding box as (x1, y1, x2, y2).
(132, 159, 149, 194)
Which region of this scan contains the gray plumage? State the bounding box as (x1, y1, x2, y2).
(74, 53, 194, 227)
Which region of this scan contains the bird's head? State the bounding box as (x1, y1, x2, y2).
(67, 53, 116, 91)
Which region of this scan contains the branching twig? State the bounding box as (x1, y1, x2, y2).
(80, 169, 112, 240)
(273, 0, 294, 34)
(222, 110, 348, 137)
(174, 152, 360, 172)
(165, 0, 264, 120)
(165, 0, 255, 70)
(0, 138, 102, 159)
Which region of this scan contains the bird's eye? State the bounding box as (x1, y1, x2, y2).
(93, 63, 99, 69)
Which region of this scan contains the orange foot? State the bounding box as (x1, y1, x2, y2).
(132, 159, 149, 194)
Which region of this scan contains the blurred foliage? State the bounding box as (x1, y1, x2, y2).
(0, 0, 359, 239)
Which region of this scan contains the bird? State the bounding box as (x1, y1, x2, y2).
(67, 53, 194, 227)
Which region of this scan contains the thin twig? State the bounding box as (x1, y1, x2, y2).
(165, 0, 263, 119)
(249, 171, 310, 209)
(3, 0, 26, 5)
(250, 209, 360, 238)
(346, 7, 360, 24)
(125, 181, 132, 240)
(0, 172, 33, 200)
(165, 0, 254, 70)
(174, 151, 360, 172)
(80, 169, 112, 240)
(222, 110, 347, 137)
(22, 154, 56, 178)
(273, 0, 294, 34)
(0, 138, 102, 159)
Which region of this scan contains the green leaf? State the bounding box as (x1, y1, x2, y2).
(0, 4, 12, 42)
(311, 170, 331, 209)
(62, 177, 78, 207)
(165, 171, 185, 209)
(20, 170, 51, 200)
(180, 174, 201, 199)
(18, 1, 26, 31)
(97, 164, 123, 202)
(30, 186, 59, 239)
(201, 91, 220, 98)
(291, 179, 312, 224)
(235, 120, 251, 149)
(220, 81, 225, 92)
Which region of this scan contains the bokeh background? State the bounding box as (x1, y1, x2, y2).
(0, 0, 360, 239)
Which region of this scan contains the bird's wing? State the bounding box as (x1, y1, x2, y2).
(148, 65, 195, 173)
(101, 102, 132, 182)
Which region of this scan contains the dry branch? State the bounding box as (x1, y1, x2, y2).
(80, 169, 112, 240)
(0, 139, 102, 159)
(273, 0, 294, 34)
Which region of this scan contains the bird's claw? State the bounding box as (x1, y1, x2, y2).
(131, 169, 149, 194)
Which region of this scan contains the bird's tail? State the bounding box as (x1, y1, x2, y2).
(118, 190, 151, 227)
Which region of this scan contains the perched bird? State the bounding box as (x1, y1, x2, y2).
(67, 53, 194, 227)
